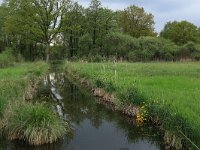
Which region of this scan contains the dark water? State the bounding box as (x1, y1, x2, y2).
(0, 65, 164, 150)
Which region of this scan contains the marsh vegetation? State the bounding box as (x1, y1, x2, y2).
(0, 0, 200, 149)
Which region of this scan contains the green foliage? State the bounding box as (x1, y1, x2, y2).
(133, 37, 178, 61)
(95, 79, 105, 88)
(5, 0, 68, 62)
(175, 42, 200, 60)
(160, 21, 199, 45)
(0, 47, 15, 68)
(50, 45, 66, 60)
(191, 52, 200, 60)
(0, 3, 8, 52)
(87, 54, 106, 62)
(104, 32, 138, 58)
(0, 0, 200, 62)
(0, 62, 48, 126)
(66, 62, 200, 146)
(78, 34, 93, 56)
(7, 102, 69, 145)
(117, 5, 156, 37)
(84, 0, 117, 52)
(118, 86, 145, 105)
(0, 97, 7, 118)
(104, 33, 178, 61)
(63, 2, 85, 57)
(127, 51, 138, 62)
(0, 62, 69, 146)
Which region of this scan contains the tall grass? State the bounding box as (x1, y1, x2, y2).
(0, 62, 48, 118)
(7, 102, 69, 145)
(0, 62, 70, 145)
(65, 62, 200, 146)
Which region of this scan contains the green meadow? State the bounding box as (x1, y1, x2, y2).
(65, 62, 200, 146)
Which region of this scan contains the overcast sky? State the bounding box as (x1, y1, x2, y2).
(77, 0, 200, 33)
(0, 0, 199, 32)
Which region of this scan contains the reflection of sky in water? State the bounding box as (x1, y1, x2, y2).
(62, 119, 158, 150)
(49, 72, 161, 150)
(0, 70, 162, 150)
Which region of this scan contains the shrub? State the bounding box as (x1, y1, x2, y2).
(176, 42, 199, 60)
(135, 37, 178, 61)
(50, 45, 66, 60)
(7, 103, 70, 145)
(127, 51, 138, 62)
(78, 34, 93, 56)
(104, 34, 178, 61)
(191, 51, 200, 61)
(104, 32, 139, 58)
(0, 48, 15, 68)
(87, 54, 106, 62)
(164, 52, 174, 61)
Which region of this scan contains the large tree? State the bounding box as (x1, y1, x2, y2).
(0, 2, 9, 51)
(160, 21, 199, 45)
(117, 5, 156, 38)
(5, 0, 69, 62)
(86, 0, 102, 46)
(85, 0, 116, 54)
(62, 2, 85, 57)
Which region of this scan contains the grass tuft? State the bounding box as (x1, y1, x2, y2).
(7, 102, 69, 145)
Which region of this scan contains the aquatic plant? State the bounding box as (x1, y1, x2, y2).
(7, 102, 70, 145)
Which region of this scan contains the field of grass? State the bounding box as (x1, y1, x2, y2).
(0, 62, 69, 145)
(65, 62, 200, 146)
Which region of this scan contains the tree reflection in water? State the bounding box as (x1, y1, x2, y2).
(1, 65, 163, 150)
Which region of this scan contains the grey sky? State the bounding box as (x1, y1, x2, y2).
(77, 0, 200, 32)
(0, 0, 199, 32)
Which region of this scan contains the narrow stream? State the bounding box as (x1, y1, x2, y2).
(0, 64, 164, 150)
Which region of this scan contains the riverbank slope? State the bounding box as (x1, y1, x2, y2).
(0, 62, 68, 145)
(65, 62, 200, 148)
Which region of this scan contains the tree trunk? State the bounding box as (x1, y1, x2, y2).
(93, 29, 96, 45)
(46, 44, 50, 62)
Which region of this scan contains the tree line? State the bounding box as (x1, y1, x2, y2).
(0, 0, 200, 62)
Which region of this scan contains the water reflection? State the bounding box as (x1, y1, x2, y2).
(41, 72, 162, 150)
(0, 65, 163, 150)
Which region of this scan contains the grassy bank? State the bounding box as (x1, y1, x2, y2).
(0, 62, 68, 145)
(65, 62, 200, 147)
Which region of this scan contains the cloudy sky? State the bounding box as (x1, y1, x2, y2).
(0, 0, 199, 32)
(77, 0, 200, 32)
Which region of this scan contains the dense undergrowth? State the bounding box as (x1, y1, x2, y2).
(0, 62, 69, 145)
(65, 62, 200, 148)
(0, 48, 19, 68)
